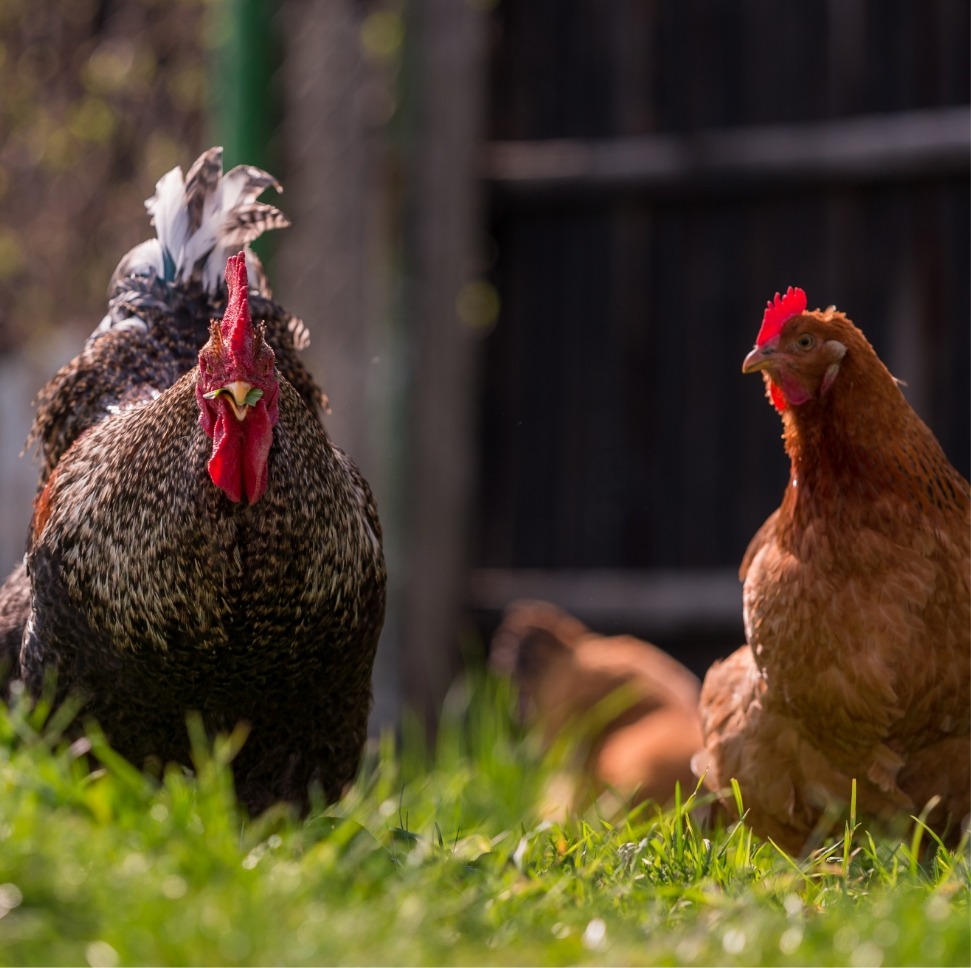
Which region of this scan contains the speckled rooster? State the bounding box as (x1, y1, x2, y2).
(3, 148, 386, 813)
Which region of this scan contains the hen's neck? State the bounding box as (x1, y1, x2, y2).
(779, 352, 968, 527)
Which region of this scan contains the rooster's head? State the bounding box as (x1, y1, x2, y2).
(197, 252, 280, 504)
(742, 286, 849, 413)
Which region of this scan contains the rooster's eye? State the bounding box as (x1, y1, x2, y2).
(796, 333, 815, 351)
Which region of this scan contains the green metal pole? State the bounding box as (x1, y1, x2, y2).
(211, 0, 281, 258)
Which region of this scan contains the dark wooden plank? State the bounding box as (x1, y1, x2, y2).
(481, 107, 971, 200)
(469, 567, 744, 635)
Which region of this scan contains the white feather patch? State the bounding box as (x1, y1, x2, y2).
(145, 167, 190, 278)
(111, 148, 288, 297)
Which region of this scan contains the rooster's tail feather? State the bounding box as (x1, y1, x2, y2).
(108, 146, 289, 299)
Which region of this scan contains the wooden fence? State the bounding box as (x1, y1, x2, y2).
(3, 1, 967, 727)
(467, 0, 970, 681)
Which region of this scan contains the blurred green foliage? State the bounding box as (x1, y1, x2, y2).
(0, 0, 214, 352)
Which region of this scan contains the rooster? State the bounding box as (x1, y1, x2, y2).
(697, 287, 970, 852)
(492, 601, 703, 814)
(7, 148, 386, 814)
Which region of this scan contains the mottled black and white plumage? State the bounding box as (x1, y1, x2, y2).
(0, 562, 28, 691)
(2, 147, 386, 813)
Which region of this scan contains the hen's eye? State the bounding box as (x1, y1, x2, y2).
(796, 333, 815, 350)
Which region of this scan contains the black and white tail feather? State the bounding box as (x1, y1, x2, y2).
(95, 147, 309, 349)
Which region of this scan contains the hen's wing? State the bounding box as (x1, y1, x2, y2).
(738, 508, 779, 582)
(697, 644, 920, 853)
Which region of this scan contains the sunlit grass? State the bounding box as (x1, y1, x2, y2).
(0, 675, 967, 966)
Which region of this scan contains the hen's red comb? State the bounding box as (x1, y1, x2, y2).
(756, 286, 807, 346)
(222, 251, 252, 360)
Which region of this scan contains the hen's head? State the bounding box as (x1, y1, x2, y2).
(196, 252, 279, 503)
(742, 287, 852, 413)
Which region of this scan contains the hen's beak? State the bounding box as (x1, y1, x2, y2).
(742, 343, 776, 374)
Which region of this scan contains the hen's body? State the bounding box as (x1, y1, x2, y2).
(492, 601, 703, 813)
(9, 148, 386, 812)
(699, 296, 970, 851)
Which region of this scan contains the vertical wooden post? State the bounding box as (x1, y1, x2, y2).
(273, 0, 488, 732)
(274, 0, 399, 728)
(398, 0, 489, 733)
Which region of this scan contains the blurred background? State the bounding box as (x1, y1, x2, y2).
(0, 0, 967, 733)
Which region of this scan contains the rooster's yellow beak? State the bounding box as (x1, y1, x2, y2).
(224, 381, 255, 421)
(203, 381, 263, 421)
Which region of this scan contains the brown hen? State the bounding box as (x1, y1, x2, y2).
(492, 600, 703, 814)
(697, 288, 970, 852)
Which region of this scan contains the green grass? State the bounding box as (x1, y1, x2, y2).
(0, 676, 967, 966)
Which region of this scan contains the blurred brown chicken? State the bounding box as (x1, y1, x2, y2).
(696, 288, 970, 852)
(491, 600, 704, 814)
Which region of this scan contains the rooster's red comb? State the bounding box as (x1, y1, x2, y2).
(756, 286, 807, 346)
(222, 251, 252, 359)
